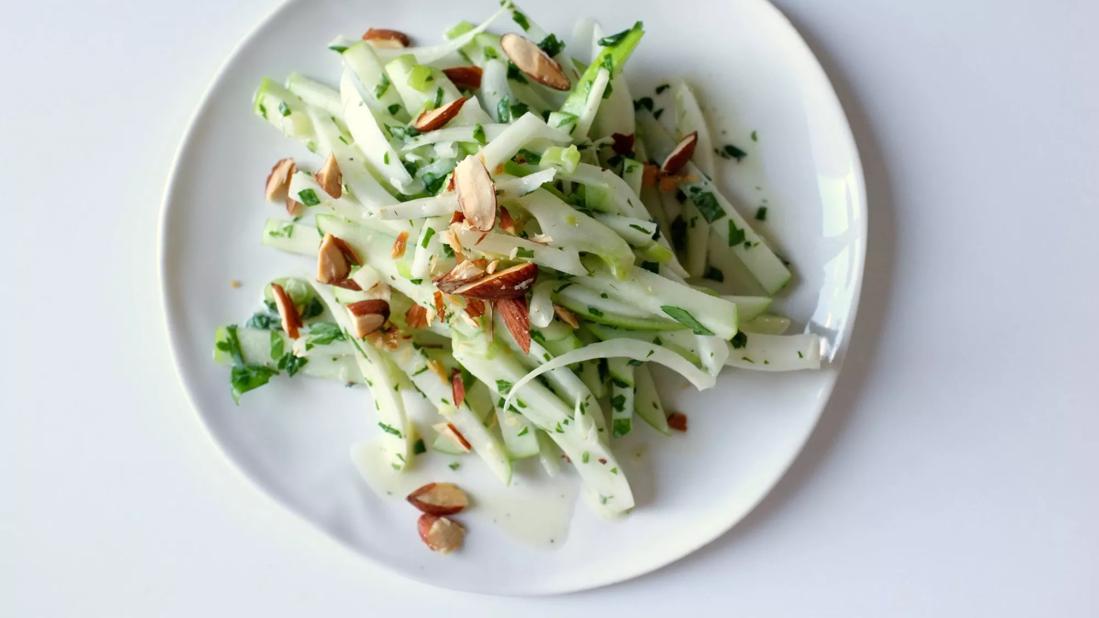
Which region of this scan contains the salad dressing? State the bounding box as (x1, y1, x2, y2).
(352, 441, 578, 548)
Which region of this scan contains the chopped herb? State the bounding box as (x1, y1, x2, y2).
(441, 244, 455, 258)
(511, 9, 530, 30)
(598, 24, 637, 47)
(703, 265, 725, 282)
(277, 101, 291, 117)
(515, 247, 535, 259)
(517, 426, 529, 437)
(600, 53, 614, 75)
(731, 331, 748, 349)
(719, 144, 747, 161)
(727, 220, 746, 247)
(755, 206, 768, 221)
(421, 227, 436, 248)
(374, 74, 391, 99)
(413, 439, 426, 454)
(661, 305, 714, 335)
(409, 278, 423, 285)
(653, 108, 664, 119)
(246, 311, 279, 330)
(328, 44, 348, 53)
(496, 97, 512, 122)
(229, 364, 277, 404)
(257, 102, 267, 119)
(655, 83, 670, 94)
(421, 171, 448, 195)
(267, 221, 294, 239)
(797, 350, 805, 359)
(495, 379, 512, 394)
(383, 152, 390, 165)
(297, 189, 320, 207)
(627, 359, 642, 366)
(555, 422, 564, 433)
(581, 451, 590, 463)
(506, 61, 528, 83)
(612, 419, 630, 437)
(628, 223, 649, 234)
(377, 422, 403, 438)
(751, 130, 758, 142)
(537, 33, 564, 56)
(690, 191, 723, 222)
(640, 261, 659, 273)
(304, 322, 344, 350)
(472, 124, 486, 145)
(387, 103, 402, 116)
(610, 467, 618, 475)
(433, 87, 444, 108)
(387, 125, 420, 141)
(268, 330, 284, 361)
(633, 96, 654, 111)
(483, 45, 498, 59)
(611, 394, 626, 411)
(588, 306, 605, 317)
(670, 215, 687, 251)
(741, 356, 755, 364)
(277, 353, 307, 376)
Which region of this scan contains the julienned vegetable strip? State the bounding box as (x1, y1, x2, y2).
(221, 4, 822, 519)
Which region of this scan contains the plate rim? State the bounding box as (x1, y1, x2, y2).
(158, 0, 868, 595)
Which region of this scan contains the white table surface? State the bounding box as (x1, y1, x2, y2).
(4, 0, 1097, 615)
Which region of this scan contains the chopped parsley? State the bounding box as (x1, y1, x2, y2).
(511, 9, 530, 30)
(472, 123, 486, 145)
(612, 418, 631, 437)
(328, 44, 348, 53)
(448, 461, 461, 471)
(517, 426, 529, 437)
(653, 108, 664, 119)
(598, 24, 637, 47)
(305, 322, 344, 349)
(377, 422, 403, 438)
(718, 144, 747, 162)
(537, 33, 564, 56)
(413, 439, 426, 455)
(731, 331, 748, 349)
(495, 379, 512, 394)
(655, 83, 670, 94)
(420, 227, 436, 248)
(660, 305, 714, 335)
(374, 74, 391, 99)
(633, 96, 654, 112)
(610, 394, 626, 411)
(587, 306, 605, 317)
(387, 103, 401, 116)
(515, 247, 535, 259)
(267, 221, 294, 239)
(727, 220, 747, 247)
(755, 206, 768, 221)
(506, 61, 528, 83)
(751, 130, 759, 142)
(277, 101, 291, 117)
(297, 188, 320, 206)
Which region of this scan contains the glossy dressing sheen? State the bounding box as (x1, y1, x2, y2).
(352, 441, 579, 547)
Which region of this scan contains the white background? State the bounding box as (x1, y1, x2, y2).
(3, 0, 1097, 615)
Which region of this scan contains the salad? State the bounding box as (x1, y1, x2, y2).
(213, 1, 821, 552)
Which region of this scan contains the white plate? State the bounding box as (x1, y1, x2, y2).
(160, 0, 866, 595)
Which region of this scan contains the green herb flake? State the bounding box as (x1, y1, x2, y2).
(515, 247, 535, 259)
(751, 130, 759, 142)
(512, 9, 530, 31)
(377, 422, 403, 438)
(374, 74, 391, 99)
(269, 330, 285, 362)
(653, 108, 664, 119)
(506, 61, 528, 84)
(598, 23, 637, 47)
(517, 426, 529, 437)
(387, 103, 402, 116)
(611, 395, 626, 411)
(755, 206, 768, 221)
(731, 331, 748, 349)
(728, 220, 747, 247)
(797, 350, 805, 359)
(704, 265, 725, 282)
(640, 261, 659, 273)
(495, 379, 512, 394)
(720, 144, 747, 162)
(633, 96, 654, 111)
(582, 451, 590, 463)
(277, 101, 291, 117)
(297, 188, 321, 206)
(472, 124, 487, 145)
(433, 87, 444, 108)
(537, 33, 564, 57)
(328, 44, 348, 53)
(383, 151, 390, 165)
(588, 306, 605, 317)
(612, 418, 631, 437)
(496, 97, 512, 123)
(655, 83, 670, 94)
(412, 439, 426, 455)
(661, 305, 714, 335)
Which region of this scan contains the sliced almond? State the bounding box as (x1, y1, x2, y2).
(316, 234, 350, 284)
(451, 370, 466, 408)
(285, 196, 305, 217)
(464, 298, 486, 319)
(427, 358, 449, 383)
(454, 156, 496, 232)
(433, 290, 447, 320)
(660, 131, 699, 175)
(270, 283, 302, 340)
(265, 158, 296, 202)
(392, 231, 409, 258)
(331, 279, 362, 291)
(451, 263, 538, 300)
(500, 33, 570, 91)
(498, 207, 517, 235)
(346, 299, 390, 339)
(553, 304, 580, 329)
(417, 514, 465, 554)
(405, 303, 428, 329)
(442, 65, 483, 91)
(495, 296, 531, 353)
(611, 132, 635, 156)
(407, 482, 469, 515)
(438, 423, 473, 452)
(667, 411, 688, 432)
(434, 259, 486, 294)
(315, 154, 343, 198)
(362, 28, 410, 48)
(414, 97, 468, 132)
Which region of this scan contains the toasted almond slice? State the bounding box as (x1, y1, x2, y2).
(417, 514, 465, 553)
(667, 412, 688, 432)
(316, 234, 351, 284)
(611, 132, 635, 156)
(434, 259, 486, 294)
(285, 196, 305, 217)
(495, 297, 531, 353)
(265, 158, 296, 202)
(553, 304, 580, 329)
(451, 370, 466, 408)
(407, 482, 469, 516)
(498, 207, 517, 235)
(270, 283, 302, 339)
(331, 279, 362, 291)
(451, 263, 538, 300)
(346, 299, 390, 339)
(315, 154, 343, 198)
(500, 33, 570, 91)
(414, 97, 468, 132)
(362, 28, 410, 48)
(405, 303, 428, 329)
(661, 131, 699, 175)
(440, 423, 473, 451)
(464, 298, 486, 319)
(392, 231, 409, 258)
(454, 156, 496, 231)
(442, 65, 483, 90)
(433, 290, 447, 320)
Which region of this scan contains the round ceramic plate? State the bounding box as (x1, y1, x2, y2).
(161, 0, 865, 595)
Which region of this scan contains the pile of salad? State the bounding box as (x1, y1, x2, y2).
(214, 0, 821, 545)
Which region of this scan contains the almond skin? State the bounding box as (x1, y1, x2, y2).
(442, 65, 483, 90)
(316, 234, 350, 284)
(346, 299, 390, 339)
(498, 206, 518, 235)
(434, 257, 487, 294)
(407, 482, 469, 516)
(611, 132, 635, 157)
(414, 97, 468, 132)
(553, 304, 580, 329)
(315, 154, 342, 198)
(451, 370, 466, 408)
(362, 28, 410, 48)
(285, 196, 305, 217)
(500, 33, 570, 91)
(495, 297, 531, 353)
(392, 231, 409, 258)
(464, 298, 486, 319)
(417, 514, 465, 553)
(405, 303, 428, 329)
(451, 263, 538, 300)
(667, 412, 688, 432)
(270, 282, 302, 339)
(661, 131, 699, 175)
(454, 156, 496, 232)
(265, 158, 296, 202)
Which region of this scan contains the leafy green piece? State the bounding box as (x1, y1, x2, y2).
(612, 418, 631, 437)
(598, 23, 639, 47)
(374, 74, 391, 99)
(691, 191, 724, 222)
(731, 331, 748, 349)
(719, 144, 747, 161)
(472, 124, 487, 145)
(537, 33, 564, 56)
(305, 322, 344, 349)
(727, 220, 746, 247)
(755, 206, 768, 221)
(660, 305, 714, 335)
(387, 103, 402, 116)
(511, 9, 530, 30)
(378, 422, 403, 438)
(297, 189, 320, 206)
(230, 365, 277, 404)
